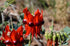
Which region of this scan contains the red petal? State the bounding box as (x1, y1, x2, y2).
(0, 36, 4, 41)
(27, 14, 33, 24)
(25, 26, 31, 37)
(16, 43, 22, 46)
(23, 8, 31, 15)
(31, 27, 35, 39)
(20, 37, 24, 42)
(53, 41, 55, 46)
(25, 24, 28, 31)
(39, 10, 43, 22)
(2, 31, 5, 37)
(35, 26, 38, 38)
(16, 25, 23, 36)
(10, 29, 17, 43)
(2, 30, 11, 44)
(23, 7, 28, 13)
(6, 44, 12, 46)
(5, 25, 11, 34)
(47, 39, 51, 46)
(16, 25, 23, 33)
(23, 14, 28, 24)
(37, 26, 40, 36)
(4, 34, 11, 43)
(34, 9, 40, 15)
(34, 9, 41, 25)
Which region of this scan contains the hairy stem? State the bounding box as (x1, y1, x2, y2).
(29, 34, 32, 46)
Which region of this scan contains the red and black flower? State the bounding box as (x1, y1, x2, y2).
(0, 25, 23, 46)
(23, 8, 44, 38)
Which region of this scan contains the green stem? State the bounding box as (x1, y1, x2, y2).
(10, 15, 13, 30)
(1, 12, 5, 30)
(1, 12, 4, 24)
(29, 34, 31, 46)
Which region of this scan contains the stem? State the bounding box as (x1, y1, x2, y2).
(1, 12, 4, 26)
(1, 12, 4, 24)
(29, 34, 31, 46)
(1, 12, 4, 30)
(10, 15, 13, 30)
(52, 20, 54, 31)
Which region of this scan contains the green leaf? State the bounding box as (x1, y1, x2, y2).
(64, 26, 70, 34)
(66, 2, 70, 7)
(7, 0, 15, 4)
(66, 38, 70, 42)
(0, 31, 2, 35)
(49, 20, 53, 31)
(13, 24, 18, 30)
(63, 42, 68, 45)
(4, 2, 9, 7)
(20, 13, 24, 20)
(23, 30, 26, 34)
(42, 25, 45, 31)
(25, 44, 29, 46)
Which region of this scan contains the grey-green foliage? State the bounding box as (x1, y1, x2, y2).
(38, 0, 49, 8)
(49, 0, 56, 8)
(64, 26, 70, 34)
(6, 0, 15, 4)
(20, 13, 24, 20)
(41, 25, 45, 34)
(66, 1, 70, 7)
(0, 7, 5, 12)
(62, 26, 70, 45)
(4, 0, 15, 8)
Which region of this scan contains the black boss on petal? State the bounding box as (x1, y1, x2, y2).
(23, 19, 27, 24)
(41, 21, 44, 24)
(35, 22, 40, 26)
(29, 22, 34, 26)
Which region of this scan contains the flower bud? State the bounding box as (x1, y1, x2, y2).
(48, 33, 52, 40)
(63, 32, 68, 38)
(60, 32, 64, 41)
(53, 34, 56, 41)
(45, 32, 48, 40)
(56, 33, 60, 42)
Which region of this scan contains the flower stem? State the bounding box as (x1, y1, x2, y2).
(29, 34, 31, 46)
(1, 12, 4, 30)
(1, 12, 4, 24)
(10, 15, 13, 30)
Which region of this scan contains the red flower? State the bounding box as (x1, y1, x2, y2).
(23, 8, 44, 38)
(23, 8, 31, 24)
(0, 25, 24, 46)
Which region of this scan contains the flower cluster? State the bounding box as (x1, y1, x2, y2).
(0, 25, 23, 46)
(45, 31, 68, 46)
(23, 8, 44, 38)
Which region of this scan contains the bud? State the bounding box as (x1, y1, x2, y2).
(51, 31, 53, 36)
(45, 31, 48, 40)
(53, 34, 56, 41)
(56, 33, 60, 42)
(60, 32, 64, 41)
(48, 33, 52, 40)
(63, 32, 68, 38)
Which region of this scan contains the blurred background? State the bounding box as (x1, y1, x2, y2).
(0, 0, 70, 46)
(0, 0, 70, 31)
